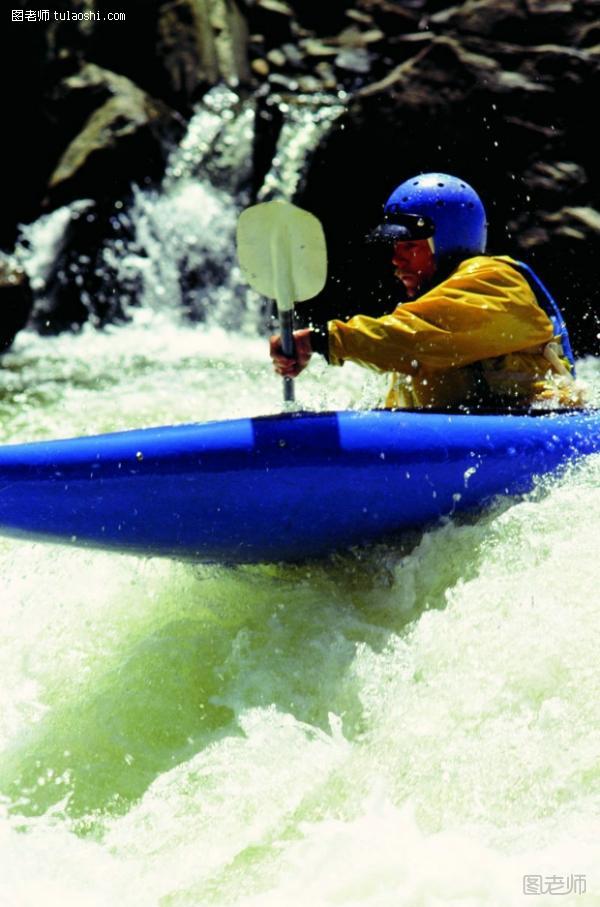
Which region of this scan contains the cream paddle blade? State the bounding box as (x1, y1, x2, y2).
(237, 200, 327, 403)
(237, 200, 327, 309)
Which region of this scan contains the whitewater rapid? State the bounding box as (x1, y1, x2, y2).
(0, 316, 598, 906)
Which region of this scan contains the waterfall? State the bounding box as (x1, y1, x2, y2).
(123, 86, 345, 330)
(257, 91, 346, 203)
(16, 84, 346, 336)
(94, 84, 259, 332)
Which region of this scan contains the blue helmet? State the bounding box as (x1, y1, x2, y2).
(373, 173, 487, 262)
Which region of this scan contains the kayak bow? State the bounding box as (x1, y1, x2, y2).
(0, 408, 598, 563)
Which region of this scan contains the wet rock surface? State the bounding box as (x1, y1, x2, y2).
(2, 0, 600, 351)
(46, 63, 185, 210)
(0, 257, 34, 351)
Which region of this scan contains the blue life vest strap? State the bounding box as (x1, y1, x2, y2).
(508, 259, 576, 370)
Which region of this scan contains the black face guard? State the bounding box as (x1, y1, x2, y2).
(365, 212, 435, 245)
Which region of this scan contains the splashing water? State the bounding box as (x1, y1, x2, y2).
(164, 85, 256, 195)
(0, 315, 599, 906)
(4, 78, 600, 905)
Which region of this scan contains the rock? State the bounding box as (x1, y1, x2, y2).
(515, 43, 600, 90)
(335, 47, 371, 74)
(251, 58, 270, 76)
(45, 1, 164, 97)
(291, 0, 356, 32)
(547, 206, 600, 235)
(429, 0, 528, 39)
(296, 21, 600, 354)
(526, 0, 573, 12)
(315, 61, 339, 89)
(267, 73, 299, 90)
(29, 200, 136, 334)
(522, 161, 588, 201)
(243, 0, 295, 49)
(358, 37, 548, 108)
(257, 0, 293, 14)
(356, 0, 419, 31)
(390, 31, 436, 46)
(360, 28, 386, 44)
(516, 225, 550, 250)
(46, 63, 184, 209)
(289, 20, 313, 39)
(335, 26, 385, 46)
(157, 0, 251, 99)
(267, 48, 287, 66)
(0, 257, 33, 351)
(570, 20, 600, 47)
(297, 75, 324, 92)
(436, 0, 591, 47)
(301, 38, 340, 57)
(517, 207, 600, 353)
(346, 10, 375, 26)
(426, 5, 459, 26)
(213, 0, 252, 87)
(281, 42, 304, 65)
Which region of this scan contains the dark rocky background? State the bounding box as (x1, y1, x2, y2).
(2, 0, 600, 354)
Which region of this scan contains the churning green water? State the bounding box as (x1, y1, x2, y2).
(1, 315, 599, 906)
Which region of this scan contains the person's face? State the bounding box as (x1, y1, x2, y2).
(391, 239, 436, 298)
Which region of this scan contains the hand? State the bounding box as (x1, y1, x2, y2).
(270, 327, 313, 378)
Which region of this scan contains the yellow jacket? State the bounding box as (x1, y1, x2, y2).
(325, 256, 583, 409)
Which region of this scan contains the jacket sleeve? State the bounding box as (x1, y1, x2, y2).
(326, 258, 555, 373)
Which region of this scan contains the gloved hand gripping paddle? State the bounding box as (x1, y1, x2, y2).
(237, 200, 327, 404)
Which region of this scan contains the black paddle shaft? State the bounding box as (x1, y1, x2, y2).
(279, 308, 295, 403)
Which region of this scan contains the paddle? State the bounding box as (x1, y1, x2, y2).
(237, 200, 327, 403)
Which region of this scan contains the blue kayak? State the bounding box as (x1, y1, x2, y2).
(0, 409, 598, 563)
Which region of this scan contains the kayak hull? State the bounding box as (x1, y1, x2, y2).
(0, 409, 598, 563)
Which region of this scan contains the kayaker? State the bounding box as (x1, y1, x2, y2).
(270, 173, 585, 409)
